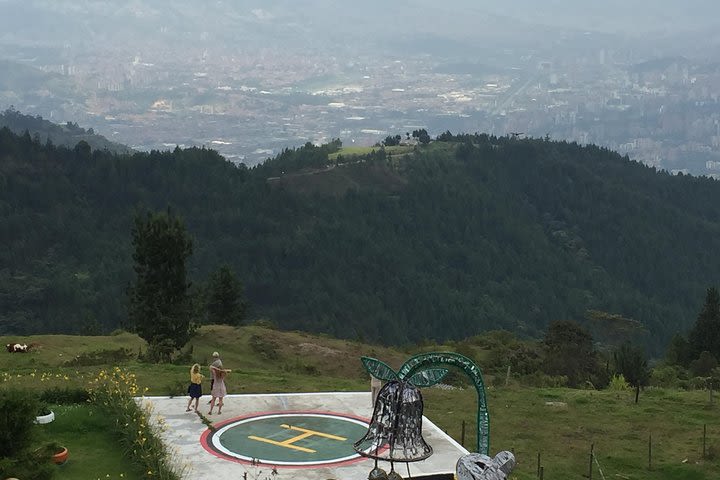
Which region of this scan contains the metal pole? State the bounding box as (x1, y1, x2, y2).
(703, 424, 707, 458)
(710, 381, 714, 406)
(589, 443, 594, 480)
(461, 420, 466, 447)
(648, 434, 652, 470)
(537, 451, 541, 477)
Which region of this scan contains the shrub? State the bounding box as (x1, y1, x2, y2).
(0, 454, 54, 480)
(88, 367, 184, 480)
(650, 364, 687, 388)
(37, 400, 52, 416)
(171, 344, 194, 365)
(608, 374, 630, 391)
(0, 390, 54, 480)
(139, 338, 177, 363)
(0, 389, 39, 457)
(452, 342, 479, 365)
(249, 334, 280, 360)
(690, 351, 718, 377)
(481, 338, 543, 377)
(688, 376, 712, 390)
(40, 386, 90, 405)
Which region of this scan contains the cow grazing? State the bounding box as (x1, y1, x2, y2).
(6, 343, 28, 353)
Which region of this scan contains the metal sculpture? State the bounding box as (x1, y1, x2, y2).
(362, 352, 490, 455)
(354, 380, 433, 463)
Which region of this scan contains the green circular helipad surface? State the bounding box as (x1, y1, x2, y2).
(203, 412, 370, 466)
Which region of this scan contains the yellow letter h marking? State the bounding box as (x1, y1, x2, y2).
(248, 424, 347, 453)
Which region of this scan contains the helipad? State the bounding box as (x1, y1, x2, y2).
(141, 391, 467, 479)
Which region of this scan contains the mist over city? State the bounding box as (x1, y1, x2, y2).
(2, 1, 720, 170)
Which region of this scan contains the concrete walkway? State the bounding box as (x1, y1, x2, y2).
(140, 391, 467, 480)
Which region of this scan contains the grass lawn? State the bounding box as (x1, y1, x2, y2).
(424, 386, 720, 480)
(36, 404, 140, 480)
(328, 144, 414, 160)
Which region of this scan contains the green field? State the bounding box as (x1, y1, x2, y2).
(2, 326, 718, 479)
(328, 145, 414, 160)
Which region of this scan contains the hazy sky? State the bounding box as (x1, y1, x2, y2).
(1, 0, 719, 58)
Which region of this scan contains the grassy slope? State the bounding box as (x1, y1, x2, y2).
(2, 326, 719, 480)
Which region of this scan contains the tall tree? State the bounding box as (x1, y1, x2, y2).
(665, 333, 693, 367)
(690, 350, 718, 377)
(688, 287, 720, 361)
(127, 209, 194, 362)
(614, 342, 650, 403)
(206, 265, 247, 326)
(543, 320, 600, 387)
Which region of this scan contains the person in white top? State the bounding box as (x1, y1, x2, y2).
(208, 351, 223, 404)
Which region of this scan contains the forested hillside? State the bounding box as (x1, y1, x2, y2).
(2, 126, 719, 353)
(0, 108, 131, 154)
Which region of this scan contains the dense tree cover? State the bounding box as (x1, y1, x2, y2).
(4, 126, 720, 353)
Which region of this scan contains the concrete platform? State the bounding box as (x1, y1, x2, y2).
(140, 391, 468, 480)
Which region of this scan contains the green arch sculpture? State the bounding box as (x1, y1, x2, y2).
(361, 352, 490, 455)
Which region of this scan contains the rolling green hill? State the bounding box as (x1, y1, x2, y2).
(2, 126, 720, 353)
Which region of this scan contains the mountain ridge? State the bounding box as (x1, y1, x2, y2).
(1, 124, 719, 354)
(0, 107, 132, 154)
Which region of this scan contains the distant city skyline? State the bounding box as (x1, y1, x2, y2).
(1, 1, 719, 172)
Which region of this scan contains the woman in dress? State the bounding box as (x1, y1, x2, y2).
(186, 364, 203, 412)
(208, 364, 230, 415)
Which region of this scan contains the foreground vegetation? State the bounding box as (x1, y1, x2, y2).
(38, 404, 140, 480)
(1, 327, 718, 479)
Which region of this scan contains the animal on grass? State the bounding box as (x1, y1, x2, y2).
(6, 343, 29, 353)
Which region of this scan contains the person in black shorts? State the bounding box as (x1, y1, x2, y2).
(186, 363, 204, 412)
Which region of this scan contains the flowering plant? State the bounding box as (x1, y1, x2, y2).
(88, 367, 183, 479)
